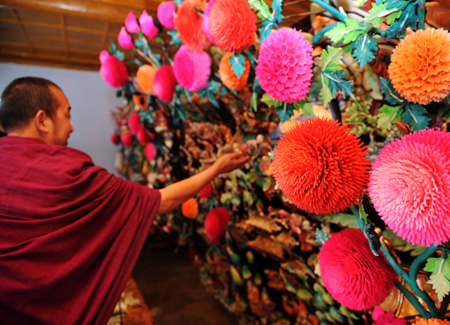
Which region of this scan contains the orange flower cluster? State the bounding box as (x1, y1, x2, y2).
(389, 28, 450, 105)
(412, 319, 450, 325)
(181, 198, 199, 219)
(219, 53, 250, 91)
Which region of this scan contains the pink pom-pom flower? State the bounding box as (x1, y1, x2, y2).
(137, 126, 150, 145)
(128, 112, 141, 135)
(256, 28, 313, 103)
(157, 1, 176, 29)
(120, 133, 133, 147)
(198, 182, 213, 198)
(204, 207, 230, 244)
(125, 11, 141, 34)
(208, 0, 256, 52)
(145, 142, 157, 161)
(99, 50, 129, 88)
(118, 27, 135, 49)
(319, 228, 397, 311)
(140, 10, 159, 39)
(369, 129, 450, 246)
(173, 45, 211, 91)
(153, 65, 177, 103)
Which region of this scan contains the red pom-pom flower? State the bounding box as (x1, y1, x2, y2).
(208, 0, 256, 52)
(204, 207, 230, 244)
(175, 0, 210, 51)
(272, 118, 369, 214)
(319, 229, 397, 310)
(198, 182, 213, 198)
(99, 50, 129, 88)
(256, 28, 313, 103)
(173, 45, 211, 91)
(153, 65, 177, 103)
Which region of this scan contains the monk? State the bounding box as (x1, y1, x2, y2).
(0, 77, 249, 324)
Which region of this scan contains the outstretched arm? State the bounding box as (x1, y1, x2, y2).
(157, 152, 250, 214)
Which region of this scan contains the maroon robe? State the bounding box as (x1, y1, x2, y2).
(0, 136, 161, 324)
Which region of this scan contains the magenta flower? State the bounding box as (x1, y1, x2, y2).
(118, 27, 134, 50)
(99, 50, 129, 88)
(125, 11, 140, 34)
(369, 129, 450, 246)
(372, 306, 406, 325)
(256, 28, 313, 103)
(173, 45, 211, 91)
(153, 65, 177, 103)
(145, 143, 157, 161)
(139, 10, 159, 39)
(157, 1, 176, 30)
(202, 0, 216, 44)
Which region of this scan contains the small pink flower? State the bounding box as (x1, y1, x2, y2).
(145, 143, 157, 161)
(99, 51, 129, 88)
(140, 10, 159, 39)
(157, 1, 176, 29)
(125, 11, 140, 33)
(372, 306, 406, 325)
(128, 112, 141, 135)
(118, 27, 135, 49)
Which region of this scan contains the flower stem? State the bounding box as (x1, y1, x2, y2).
(394, 280, 431, 318)
(310, 0, 347, 22)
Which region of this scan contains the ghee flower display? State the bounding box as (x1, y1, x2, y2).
(388, 28, 450, 105)
(272, 118, 369, 214)
(125, 11, 140, 34)
(136, 64, 156, 95)
(174, 0, 210, 51)
(99, 50, 129, 88)
(139, 10, 159, 39)
(412, 319, 450, 325)
(157, 1, 176, 29)
(204, 207, 230, 244)
(369, 129, 450, 246)
(256, 28, 313, 103)
(153, 65, 177, 103)
(219, 52, 250, 91)
(118, 27, 134, 50)
(173, 45, 211, 92)
(181, 198, 199, 219)
(319, 229, 397, 311)
(207, 0, 256, 52)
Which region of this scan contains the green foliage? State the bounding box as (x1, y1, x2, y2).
(248, 0, 272, 20)
(351, 34, 378, 68)
(261, 93, 282, 108)
(377, 104, 402, 130)
(167, 30, 182, 46)
(296, 100, 315, 116)
(320, 47, 343, 71)
(322, 70, 354, 99)
(424, 255, 450, 302)
(257, 0, 284, 42)
(386, 1, 422, 40)
(364, 2, 402, 27)
(315, 229, 330, 245)
(319, 75, 333, 108)
(229, 53, 247, 79)
(325, 18, 365, 44)
(173, 0, 183, 6)
(380, 77, 404, 105)
(401, 104, 431, 131)
(382, 229, 427, 256)
(197, 80, 220, 108)
(277, 103, 296, 122)
(110, 42, 124, 61)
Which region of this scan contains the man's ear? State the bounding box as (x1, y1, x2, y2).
(35, 110, 51, 134)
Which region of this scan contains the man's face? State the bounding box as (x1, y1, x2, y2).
(47, 86, 74, 146)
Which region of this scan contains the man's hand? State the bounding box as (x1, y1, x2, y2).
(212, 151, 250, 175)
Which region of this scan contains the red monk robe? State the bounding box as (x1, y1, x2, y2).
(0, 136, 161, 324)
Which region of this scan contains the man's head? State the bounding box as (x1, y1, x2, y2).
(0, 77, 74, 145)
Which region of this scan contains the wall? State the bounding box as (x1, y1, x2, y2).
(0, 63, 122, 175)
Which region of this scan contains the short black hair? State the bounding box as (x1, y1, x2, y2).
(0, 77, 62, 132)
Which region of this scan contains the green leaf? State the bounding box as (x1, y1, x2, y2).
(173, 0, 183, 6)
(320, 46, 343, 71)
(259, 20, 275, 43)
(298, 101, 315, 116)
(320, 75, 333, 108)
(386, 0, 406, 9)
(316, 228, 330, 245)
(386, 2, 419, 40)
(386, 9, 402, 24)
(277, 103, 295, 122)
(271, 0, 284, 24)
(229, 53, 246, 79)
(377, 104, 402, 129)
(248, 0, 272, 20)
(427, 257, 450, 302)
(323, 70, 354, 99)
(424, 256, 450, 280)
(325, 18, 364, 44)
(364, 2, 401, 27)
(380, 77, 404, 105)
(359, 202, 368, 223)
(402, 104, 431, 131)
(351, 34, 378, 68)
(167, 29, 182, 46)
(261, 93, 282, 108)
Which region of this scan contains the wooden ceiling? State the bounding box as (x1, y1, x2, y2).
(0, 0, 312, 71)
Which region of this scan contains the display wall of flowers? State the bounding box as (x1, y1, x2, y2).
(99, 0, 450, 323)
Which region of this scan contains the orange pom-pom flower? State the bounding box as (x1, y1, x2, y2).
(388, 28, 450, 105)
(272, 118, 370, 214)
(137, 64, 156, 95)
(412, 319, 450, 325)
(174, 0, 210, 51)
(207, 0, 256, 52)
(181, 198, 199, 219)
(219, 52, 250, 91)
